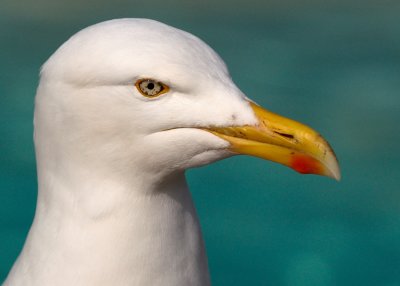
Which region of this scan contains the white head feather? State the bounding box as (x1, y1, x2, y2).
(5, 19, 259, 286)
(36, 18, 257, 184)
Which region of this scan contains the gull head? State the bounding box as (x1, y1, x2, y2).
(35, 18, 340, 184)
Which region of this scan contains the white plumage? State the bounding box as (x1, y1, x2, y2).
(4, 18, 339, 286)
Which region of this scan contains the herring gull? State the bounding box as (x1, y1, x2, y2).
(4, 18, 340, 286)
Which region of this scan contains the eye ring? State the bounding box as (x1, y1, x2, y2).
(135, 78, 169, 98)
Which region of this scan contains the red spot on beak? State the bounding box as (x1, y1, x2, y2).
(291, 154, 322, 175)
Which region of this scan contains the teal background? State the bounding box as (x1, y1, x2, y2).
(1, 1, 399, 285)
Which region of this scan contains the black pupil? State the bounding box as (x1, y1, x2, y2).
(147, 82, 155, 90)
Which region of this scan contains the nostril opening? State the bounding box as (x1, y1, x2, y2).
(274, 131, 295, 139)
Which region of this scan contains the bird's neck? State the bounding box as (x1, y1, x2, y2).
(5, 168, 210, 286)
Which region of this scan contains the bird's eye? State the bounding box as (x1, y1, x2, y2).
(135, 79, 169, 97)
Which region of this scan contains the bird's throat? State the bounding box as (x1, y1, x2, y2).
(5, 172, 211, 286)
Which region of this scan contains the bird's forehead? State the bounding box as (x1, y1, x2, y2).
(42, 19, 229, 85)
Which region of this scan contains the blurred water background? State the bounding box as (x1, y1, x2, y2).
(1, 0, 400, 285)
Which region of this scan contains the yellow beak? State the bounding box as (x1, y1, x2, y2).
(205, 102, 341, 180)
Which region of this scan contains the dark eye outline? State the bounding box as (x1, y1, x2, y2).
(135, 78, 170, 98)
